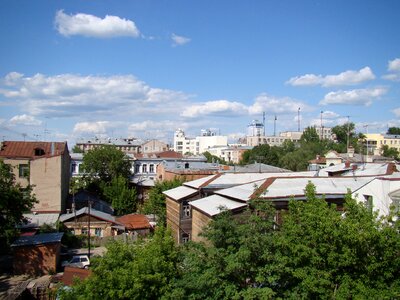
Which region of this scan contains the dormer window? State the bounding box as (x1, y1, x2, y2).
(34, 148, 45, 156)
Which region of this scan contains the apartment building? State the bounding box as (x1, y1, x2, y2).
(364, 133, 400, 154)
(76, 137, 142, 154)
(0, 141, 70, 213)
(173, 129, 228, 155)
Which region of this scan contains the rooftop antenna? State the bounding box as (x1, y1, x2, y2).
(22, 133, 27, 142)
(298, 107, 301, 132)
(263, 112, 266, 136)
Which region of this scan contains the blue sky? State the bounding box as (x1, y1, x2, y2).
(1, 0, 400, 146)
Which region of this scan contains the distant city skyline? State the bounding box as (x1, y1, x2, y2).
(1, 1, 400, 146)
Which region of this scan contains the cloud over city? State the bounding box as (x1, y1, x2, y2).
(55, 10, 141, 38)
(287, 67, 375, 87)
(171, 33, 191, 46)
(319, 87, 387, 106)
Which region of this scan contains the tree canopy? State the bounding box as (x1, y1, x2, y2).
(60, 182, 400, 299)
(387, 127, 400, 135)
(82, 146, 131, 184)
(0, 160, 37, 253)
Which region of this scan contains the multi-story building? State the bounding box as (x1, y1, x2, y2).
(173, 129, 228, 155)
(142, 139, 169, 153)
(0, 141, 70, 213)
(207, 145, 252, 164)
(364, 133, 400, 154)
(75, 137, 143, 154)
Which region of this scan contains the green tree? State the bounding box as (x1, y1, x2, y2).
(82, 146, 131, 184)
(387, 127, 400, 135)
(0, 161, 37, 253)
(203, 151, 226, 164)
(71, 145, 84, 153)
(240, 144, 281, 166)
(382, 145, 399, 159)
(141, 178, 184, 225)
(264, 182, 400, 298)
(300, 126, 320, 143)
(101, 176, 137, 216)
(60, 227, 180, 300)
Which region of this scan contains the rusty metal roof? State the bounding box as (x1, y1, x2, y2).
(0, 141, 68, 159)
(117, 214, 151, 229)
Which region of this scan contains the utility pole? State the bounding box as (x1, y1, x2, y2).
(346, 116, 350, 150)
(298, 107, 301, 132)
(274, 115, 277, 137)
(320, 111, 323, 139)
(87, 199, 91, 259)
(263, 112, 266, 136)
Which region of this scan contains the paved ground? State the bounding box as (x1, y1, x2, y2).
(67, 246, 107, 257)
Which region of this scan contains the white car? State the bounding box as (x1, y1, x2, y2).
(62, 255, 90, 269)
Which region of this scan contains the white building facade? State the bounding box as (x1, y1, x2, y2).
(173, 129, 228, 155)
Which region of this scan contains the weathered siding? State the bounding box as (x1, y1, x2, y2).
(13, 243, 61, 276)
(166, 197, 180, 243)
(191, 208, 212, 243)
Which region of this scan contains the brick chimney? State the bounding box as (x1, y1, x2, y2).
(347, 146, 354, 158)
(345, 161, 351, 168)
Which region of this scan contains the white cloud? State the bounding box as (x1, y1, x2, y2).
(55, 10, 140, 38)
(388, 58, 400, 72)
(9, 114, 42, 126)
(319, 87, 387, 106)
(73, 121, 112, 134)
(0, 72, 188, 118)
(393, 107, 400, 117)
(248, 94, 311, 115)
(287, 67, 375, 87)
(171, 33, 191, 46)
(382, 74, 400, 81)
(181, 100, 248, 118)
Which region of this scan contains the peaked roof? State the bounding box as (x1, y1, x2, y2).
(59, 207, 121, 225)
(133, 150, 183, 159)
(0, 141, 68, 159)
(116, 214, 151, 229)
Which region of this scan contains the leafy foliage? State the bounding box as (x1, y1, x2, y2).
(82, 146, 131, 184)
(0, 161, 37, 252)
(387, 127, 400, 135)
(203, 151, 227, 164)
(101, 176, 137, 216)
(60, 227, 180, 300)
(141, 178, 184, 225)
(381, 144, 399, 159)
(71, 145, 84, 153)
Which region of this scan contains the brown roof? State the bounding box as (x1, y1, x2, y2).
(62, 267, 91, 286)
(117, 214, 151, 230)
(0, 141, 68, 159)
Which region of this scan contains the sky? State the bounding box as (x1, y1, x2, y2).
(1, 0, 400, 147)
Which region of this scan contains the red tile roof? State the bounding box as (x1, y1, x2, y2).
(117, 214, 151, 230)
(0, 141, 68, 159)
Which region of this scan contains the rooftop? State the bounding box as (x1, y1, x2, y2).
(11, 232, 64, 247)
(116, 214, 151, 230)
(0, 141, 67, 159)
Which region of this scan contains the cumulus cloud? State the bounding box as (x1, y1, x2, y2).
(248, 93, 311, 115)
(181, 100, 248, 118)
(388, 58, 400, 72)
(287, 67, 375, 87)
(9, 114, 42, 126)
(383, 58, 400, 81)
(171, 33, 191, 46)
(73, 121, 112, 134)
(319, 87, 387, 106)
(0, 72, 188, 118)
(55, 10, 140, 38)
(393, 107, 400, 117)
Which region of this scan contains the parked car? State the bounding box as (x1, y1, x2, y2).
(61, 255, 90, 269)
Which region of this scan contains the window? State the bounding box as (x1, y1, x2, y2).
(19, 164, 29, 178)
(81, 227, 88, 235)
(71, 163, 77, 174)
(95, 228, 102, 237)
(81, 257, 88, 262)
(181, 233, 190, 243)
(149, 164, 154, 173)
(182, 201, 191, 218)
(34, 148, 45, 156)
(142, 164, 147, 173)
(135, 165, 140, 173)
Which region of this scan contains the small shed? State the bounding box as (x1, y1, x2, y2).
(117, 214, 152, 237)
(11, 232, 64, 275)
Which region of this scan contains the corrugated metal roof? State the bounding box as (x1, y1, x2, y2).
(163, 186, 198, 200)
(183, 174, 217, 189)
(0, 141, 67, 159)
(319, 163, 399, 177)
(258, 177, 371, 199)
(59, 207, 120, 225)
(224, 163, 291, 173)
(190, 195, 247, 217)
(11, 232, 64, 247)
(117, 214, 151, 229)
(215, 179, 266, 201)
